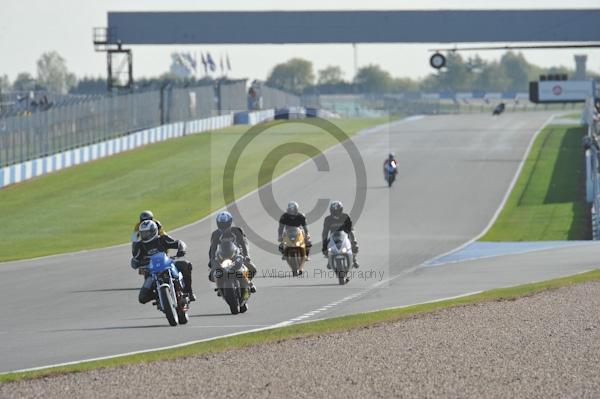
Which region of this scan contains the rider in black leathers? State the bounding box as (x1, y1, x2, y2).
(208, 211, 257, 292)
(278, 201, 312, 259)
(321, 201, 359, 268)
(131, 220, 195, 304)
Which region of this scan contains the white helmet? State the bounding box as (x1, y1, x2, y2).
(139, 220, 158, 243)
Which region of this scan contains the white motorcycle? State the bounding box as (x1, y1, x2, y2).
(327, 231, 354, 285)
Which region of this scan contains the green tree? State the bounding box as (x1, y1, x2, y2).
(500, 51, 531, 92)
(354, 65, 394, 93)
(0, 75, 10, 93)
(318, 65, 345, 85)
(36, 51, 77, 94)
(392, 77, 419, 92)
(473, 61, 511, 92)
(436, 52, 473, 91)
(266, 58, 315, 94)
(12, 72, 36, 92)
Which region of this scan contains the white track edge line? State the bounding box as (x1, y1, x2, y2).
(0, 287, 482, 376)
(422, 114, 557, 267)
(425, 241, 599, 268)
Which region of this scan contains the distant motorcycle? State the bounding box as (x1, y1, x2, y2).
(211, 241, 252, 314)
(326, 231, 354, 285)
(492, 102, 505, 116)
(281, 226, 307, 276)
(384, 160, 398, 187)
(148, 252, 190, 326)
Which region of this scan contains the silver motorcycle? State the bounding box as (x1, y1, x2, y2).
(211, 240, 252, 314)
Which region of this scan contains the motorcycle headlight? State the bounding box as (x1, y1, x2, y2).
(342, 247, 347, 253)
(328, 248, 332, 253)
(296, 241, 301, 246)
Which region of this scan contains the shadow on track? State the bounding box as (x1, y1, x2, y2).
(367, 185, 390, 190)
(274, 283, 341, 288)
(71, 288, 139, 293)
(190, 313, 231, 318)
(47, 324, 167, 332)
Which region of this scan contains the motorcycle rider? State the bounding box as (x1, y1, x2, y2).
(321, 201, 359, 269)
(278, 201, 312, 260)
(132, 210, 165, 242)
(383, 152, 398, 177)
(208, 211, 257, 293)
(131, 220, 196, 303)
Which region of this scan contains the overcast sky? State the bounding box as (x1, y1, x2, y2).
(1, 0, 599, 83)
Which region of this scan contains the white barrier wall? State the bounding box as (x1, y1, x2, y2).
(0, 111, 273, 189)
(248, 109, 275, 125)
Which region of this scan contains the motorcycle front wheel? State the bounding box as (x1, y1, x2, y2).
(286, 252, 302, 276)
(223, 288, 240, 314)
(159, 286, 178, 326)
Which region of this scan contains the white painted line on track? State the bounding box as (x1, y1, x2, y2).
(0, 286, 485, 376)
(189, 325, 270, 328)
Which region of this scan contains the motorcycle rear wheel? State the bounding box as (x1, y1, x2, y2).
(176, 307, 189, 325)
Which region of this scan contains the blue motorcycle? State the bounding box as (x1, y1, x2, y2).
(148, 252, 190, 326)
(384, 160, 398, 187)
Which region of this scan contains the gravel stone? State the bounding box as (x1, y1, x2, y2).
(2, 281, 600, 398)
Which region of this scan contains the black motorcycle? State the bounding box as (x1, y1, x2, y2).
(492, 102, 505, 116)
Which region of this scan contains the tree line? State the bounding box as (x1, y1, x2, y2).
(267, 52, 589, 95)
(0, 50, 591, 97)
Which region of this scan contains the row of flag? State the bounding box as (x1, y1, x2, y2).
(174, 51, 232, 76)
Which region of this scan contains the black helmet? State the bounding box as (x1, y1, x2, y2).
(388, 152, 395, 160)
(216, 211, 233, 231)
(139, 220, 158, 243)
(329, 201, 343, 217)
(139, 210, 154, 222)
(287, 201, 299, 216)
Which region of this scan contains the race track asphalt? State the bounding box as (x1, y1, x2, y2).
(2, 111, 594, 373)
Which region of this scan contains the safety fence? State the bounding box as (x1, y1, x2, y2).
(302, 93, 581, 118)
(0, 81, 298, 168)
(0, 110, 275, 189)
(584, 95, 600, 239)
(262, 86, 302, 109)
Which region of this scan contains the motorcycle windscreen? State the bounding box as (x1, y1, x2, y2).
(330, 231, 348, 249)
(285, 226, 302, 241)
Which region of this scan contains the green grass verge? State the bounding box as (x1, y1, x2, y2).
(0, 117, 389, 262)
(481, 124, 590, 241)
(562, 111, 584, 120)
(1, 268, 598, 384)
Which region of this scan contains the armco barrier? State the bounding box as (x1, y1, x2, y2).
(233, 109, 275, 125)
(0, 110, 273, 189)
